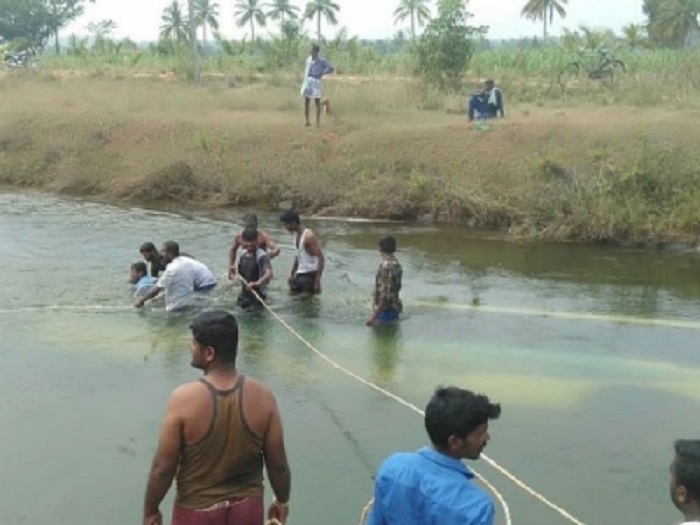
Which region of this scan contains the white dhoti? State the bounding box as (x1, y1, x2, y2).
(301, 77, 322, 99)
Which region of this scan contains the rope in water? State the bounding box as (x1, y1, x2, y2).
(246, 276, 586, 525)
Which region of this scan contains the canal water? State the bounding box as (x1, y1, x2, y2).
(0, 191, 698, 525)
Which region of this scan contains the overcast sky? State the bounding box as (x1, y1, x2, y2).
(66, 0, 647, 42)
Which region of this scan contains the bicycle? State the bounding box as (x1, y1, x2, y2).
(558, 49, 626, 88)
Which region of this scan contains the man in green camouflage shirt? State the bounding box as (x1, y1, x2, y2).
(366, 236, 403, 326)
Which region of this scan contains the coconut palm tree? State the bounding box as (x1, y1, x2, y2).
(393, 0, 431, 40)
(652, 0, 700, 47)
(303, 0, 340, 42)
(234, 0, 267, 41)
(194, 0, 220, 48)
(520, 0, 568, 43)
(267, 0, 300, 33)
(160, 0, 189, 44)
(621, 23, 647, 48)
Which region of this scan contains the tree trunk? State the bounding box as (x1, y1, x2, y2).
(543, 6, 548, 43)
(317, 12, 322, 42)
(411, 10, 416, 40)
(188, 0, 201, 84)
(203, 24, 207, 51)
(251, 18, 255, 41)
(54, 28, 61, 54)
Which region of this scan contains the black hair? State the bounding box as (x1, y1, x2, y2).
(242, 227, 258, 243)
(675, 440, 700, 502)
(379, 236, 397, 254)
(140, 242, 156, 253)
(162, 241, 180, 257)
(424, 387, 501, 448)
(243, 213, 258, 225)
(311, 44, 320, 53)
(280, 210, 300, 225)
(131, 261, 148, 275)
(189, 310, 239, 364)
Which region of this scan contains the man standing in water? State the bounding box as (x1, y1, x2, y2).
(142, 310, 291, 525)
(280, 210, 324, 296)
(366, 236, 403, 326)
(367, 387, 501, 525)
(140, 242, 166, 278)
(669, 439, 700, 525)
(228, 213, 280, 280)
(232, 228, 274, 309)
(300, 44, 334, 127)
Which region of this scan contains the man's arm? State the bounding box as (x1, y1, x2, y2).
(251, 256, 273, 289)
(143, 391, 184, 522)
(228, 235, 242, 275)
(261, 231, 281, 259)
(135, 285, 163, 308)
(264, 396, 291, 523)
(497, 89, 505, 118)
(304, 231, 324, 292)
(323, 59, 335, 75)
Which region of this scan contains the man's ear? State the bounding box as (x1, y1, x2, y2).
(676, 484, 688, 504)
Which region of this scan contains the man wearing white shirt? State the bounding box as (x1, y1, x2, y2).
(670, 439, 700, 525)
(135, 241, 215, 312)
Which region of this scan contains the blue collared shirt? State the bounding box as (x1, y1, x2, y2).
(133, 275, 156, 297)
(367, 446, 495, 525)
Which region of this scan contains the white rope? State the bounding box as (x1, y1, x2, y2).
(234, 276, 586, 525)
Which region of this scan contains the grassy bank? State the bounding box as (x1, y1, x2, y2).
(1, 73, 700, 244)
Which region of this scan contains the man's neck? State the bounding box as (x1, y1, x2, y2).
(431, 444, 461, 460)
(204, 362, 237, 377)
(683, 504, 700, 522)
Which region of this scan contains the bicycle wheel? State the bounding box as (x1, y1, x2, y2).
(558, 62, 580, 88)
(597, 59, 626, 85)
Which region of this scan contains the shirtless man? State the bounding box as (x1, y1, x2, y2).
(228, 213, 280, 280)
(142, 310, 291, 525)
(280, 210, 324, 295)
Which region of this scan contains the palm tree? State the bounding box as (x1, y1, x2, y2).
(267, 0, 300, 33)
(303, 0, 340, 42)
(160, 0, 189, 44)
(194, 0, 220, 48)
(652, 0, 700, 47)
(520, 0, 568, 43)
(393, 0, 431, 40)
(621, 23, 647, 49)
(235, 0, 267, 40)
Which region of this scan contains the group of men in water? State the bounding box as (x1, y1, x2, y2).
(129, 210, 403, 325)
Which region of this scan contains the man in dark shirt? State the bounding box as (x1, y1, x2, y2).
(140, 242, 165, 278)
(231, 228, 273, 309)
(468, 79, 505, 122)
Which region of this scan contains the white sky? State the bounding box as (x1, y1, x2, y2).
(66, 0, 647, 42)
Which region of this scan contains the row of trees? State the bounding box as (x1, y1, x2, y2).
(0, 0, 93, 51)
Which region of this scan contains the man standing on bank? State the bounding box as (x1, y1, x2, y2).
(367, 386, 501, 525)
(142, 310, 291, 525)
(300, 44, 334, 127)
(280, 210, 324, 296)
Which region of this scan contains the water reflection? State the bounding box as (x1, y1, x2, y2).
(370, 323, 403, 384)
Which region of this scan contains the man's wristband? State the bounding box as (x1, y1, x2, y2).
(273, 498, 289, 509)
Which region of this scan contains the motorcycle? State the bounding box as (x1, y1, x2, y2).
(3, 48, 41, 71)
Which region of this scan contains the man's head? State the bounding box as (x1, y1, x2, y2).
(670, 439, 700, 518)
(243, 213, 258, 230)
(379, 235, 397, 255)
(424, 386, 501, 460)
(280, 210, 301, 233)
(130, 262, 148, 284)
(140, 242, 159, 262)
(161, 241, 180, 265)
(483, 78, 495, 90)
(241, 227, 258, 254)
(311, 44, 320, 59)
(189, 310, 239, 371)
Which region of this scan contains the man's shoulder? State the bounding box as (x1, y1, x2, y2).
(378, 450, 422, 475)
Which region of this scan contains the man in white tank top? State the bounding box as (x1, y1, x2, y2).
(670, 440, 700, 525)
(280, 210, 324, 296)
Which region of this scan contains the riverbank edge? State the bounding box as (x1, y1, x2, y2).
(1, 109, 699, 248)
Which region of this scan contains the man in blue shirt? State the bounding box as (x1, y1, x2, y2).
(301, 44, 334, 127)
(130, 262, 157, 297)
(468, 79, 505, 123)
(367, 387, 502, 525)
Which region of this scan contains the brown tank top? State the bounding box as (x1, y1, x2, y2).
(175, 376, 264, 509)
